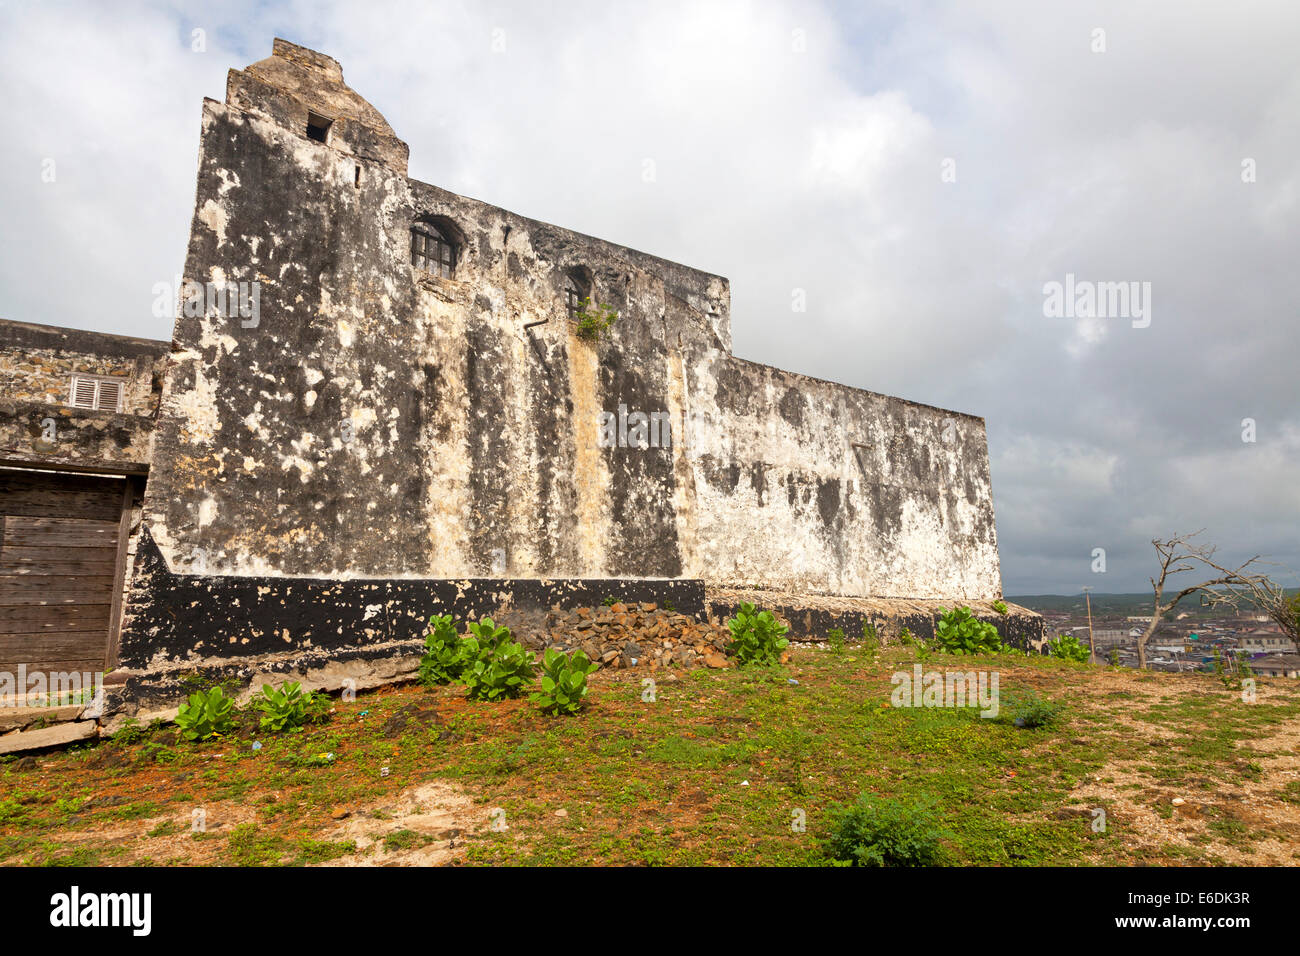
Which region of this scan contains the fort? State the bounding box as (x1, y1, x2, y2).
(0, 39, 1041, 721)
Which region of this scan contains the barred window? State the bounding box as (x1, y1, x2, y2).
(565, 277, 583, 320)
(564, 269, 592, 320)
(68, 374, 124, 412)
(410, 223, 456, 278)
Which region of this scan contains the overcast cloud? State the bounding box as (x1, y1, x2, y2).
(1, 0, 1296, 594)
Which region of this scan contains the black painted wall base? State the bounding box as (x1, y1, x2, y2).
(117, 528, 706, 673)
(113, 530, 1044, 711)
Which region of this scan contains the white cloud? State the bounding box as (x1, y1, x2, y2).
(0, 0, 1296, 592)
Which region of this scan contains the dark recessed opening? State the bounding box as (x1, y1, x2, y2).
(306, 111, 332, 143)
(354, 165, 362, 188)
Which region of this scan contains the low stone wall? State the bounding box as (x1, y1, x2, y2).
(705, 586, 1046, 650)
(0, 400, 156, 473)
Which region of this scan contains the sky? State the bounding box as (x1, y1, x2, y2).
(0, 0, 1296, 595)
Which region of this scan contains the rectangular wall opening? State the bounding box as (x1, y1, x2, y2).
(306, 111, 332, 143)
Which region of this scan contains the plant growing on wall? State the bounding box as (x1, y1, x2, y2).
(419, 613, 467, 686)
(461, 618, 536, 701)
(531, 648, 600, 716)
(175, 687, 236, 741)
(573, 298, 618, 342)
(933, 606, 1003, 655)
(726, 602, 790, 666)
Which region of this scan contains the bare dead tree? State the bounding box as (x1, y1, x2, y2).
(1196, 562, 1299, 643)
(1137, 532, 1268, 669)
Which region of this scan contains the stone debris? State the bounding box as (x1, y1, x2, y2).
(0, 719, 97, 755)
(522, 603, 733, 671)
(0, 703, 84, 734)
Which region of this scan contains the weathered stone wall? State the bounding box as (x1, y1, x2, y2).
(118, 40, 1016, 685)
(0, 319, 166, 472)
(683, 358, 1001, 599)
(0, 320, 163, 416)
(138, 63, 728, 582)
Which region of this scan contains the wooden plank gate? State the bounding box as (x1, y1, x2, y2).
(0, 469, 134, 681)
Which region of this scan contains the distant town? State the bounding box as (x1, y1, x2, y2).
(1010, 593, 1299, 677)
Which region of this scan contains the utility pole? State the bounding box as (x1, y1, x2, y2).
(1082, 586, 1096, 663)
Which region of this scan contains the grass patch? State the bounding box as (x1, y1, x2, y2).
(2, 644, 1298, 866)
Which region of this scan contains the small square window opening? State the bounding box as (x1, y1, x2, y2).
(306, 111, 332, 143)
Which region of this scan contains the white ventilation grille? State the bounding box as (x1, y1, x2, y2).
(68, 375, 125, 412)
(96, 379, 123, 411)
(71, 377, 98, 409)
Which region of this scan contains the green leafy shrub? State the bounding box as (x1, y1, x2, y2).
(726, 602, 789, 666)
(531, 648, 600, 716)
(419, 613, 466, 686)
(466, 616, 513, 647)
(992, 599, 1009, 615)
(253, 681, 328, 733)
(899, 626, 933, 662)
(1047, 633, 1090, 662)
(825, 794, 951, 867)
(862, 622, 880, 651)
(175, 687, 236, 741)
(573, 298, 619, 342)
(827, 628, 846, 654)
(934, 606, 1003, 655)
(1003, 690, 1064, 729)
(461, 618, 536, 701)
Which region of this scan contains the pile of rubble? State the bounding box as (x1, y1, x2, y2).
(521, 603, 733, 670)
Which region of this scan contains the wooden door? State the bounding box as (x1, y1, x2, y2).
(0, 469, 130, 677)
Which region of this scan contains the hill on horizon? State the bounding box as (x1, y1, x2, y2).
(1009, 591, 1297, 619)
